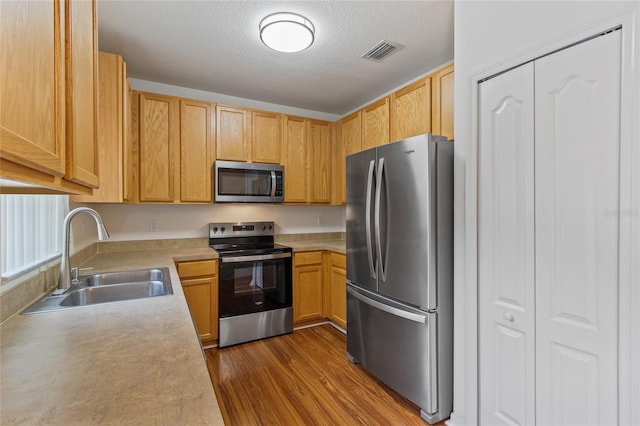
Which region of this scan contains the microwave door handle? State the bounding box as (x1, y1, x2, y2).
(270, 171, 276, 196)
(365, 159, 377, 279)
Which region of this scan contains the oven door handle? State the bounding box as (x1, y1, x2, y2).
(221, 252, 292, 263)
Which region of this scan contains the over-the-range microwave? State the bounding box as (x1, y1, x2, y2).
(214, 160, 284, 203)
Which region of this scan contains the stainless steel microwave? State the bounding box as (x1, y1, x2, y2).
(214, 160, 284, 203)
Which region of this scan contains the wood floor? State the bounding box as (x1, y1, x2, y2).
(205, 324, 447, 426)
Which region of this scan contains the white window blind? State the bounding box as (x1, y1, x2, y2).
(0, 194, 69, 279)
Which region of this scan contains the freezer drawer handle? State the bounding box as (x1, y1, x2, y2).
(347, 286, 427, 324)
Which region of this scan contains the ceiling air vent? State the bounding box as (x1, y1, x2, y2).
(362, 40, 402, 62)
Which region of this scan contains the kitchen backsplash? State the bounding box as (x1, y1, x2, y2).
(70, 202, 346, 250)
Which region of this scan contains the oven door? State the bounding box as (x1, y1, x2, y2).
(219, 252, 292, 318)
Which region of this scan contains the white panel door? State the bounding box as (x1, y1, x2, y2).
(535, 30, 621, 426)
(478, 62, 536, 426)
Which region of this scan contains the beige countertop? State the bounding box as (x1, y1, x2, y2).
(0, 247, 224, 425)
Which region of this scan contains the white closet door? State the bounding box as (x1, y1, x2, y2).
(535, 30, 621, 425)
(478, 62, 535, 426)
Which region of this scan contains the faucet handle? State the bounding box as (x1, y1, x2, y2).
(71, 267, 93, 281)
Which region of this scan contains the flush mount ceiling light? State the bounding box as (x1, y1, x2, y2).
(259, 12, 315, 53)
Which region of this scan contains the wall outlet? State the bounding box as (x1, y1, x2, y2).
(317, 215, 324, 226)
(149, 219, 160, 232)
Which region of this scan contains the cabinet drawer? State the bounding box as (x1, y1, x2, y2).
(176, 259, 218, 278)
(295, 251, 323, 266)
(330, 252, 346, 269)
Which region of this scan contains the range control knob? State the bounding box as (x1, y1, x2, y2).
(262, 225, 267, 231)
(221, 227, 226, 233)
(268, 225, 272, 230)
(212, 227, 218, 233)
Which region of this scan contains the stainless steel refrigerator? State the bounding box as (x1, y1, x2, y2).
(346, 133, 453, 424)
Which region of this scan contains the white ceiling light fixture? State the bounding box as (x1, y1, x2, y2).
(259, 12, 315, 53)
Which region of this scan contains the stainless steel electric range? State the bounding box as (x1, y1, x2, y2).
(209, 222, 293, 348)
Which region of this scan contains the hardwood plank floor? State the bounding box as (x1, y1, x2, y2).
(205, 324, 447, 426)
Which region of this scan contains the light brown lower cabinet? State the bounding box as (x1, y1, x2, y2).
(176, 259, 218, 344)
(293, 251, 324, 323)
(293, 250, 347, 328)
(327, 252, 347, 328)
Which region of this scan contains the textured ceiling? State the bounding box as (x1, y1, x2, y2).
(97, 1, 454, 115)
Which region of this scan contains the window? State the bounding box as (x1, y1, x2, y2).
(0, 194, 69, 280)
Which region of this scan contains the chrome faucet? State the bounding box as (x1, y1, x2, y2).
(54, 207, 110, 294)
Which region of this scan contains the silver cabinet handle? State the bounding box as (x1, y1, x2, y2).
(365, 159, 376, 280)
(503, 312, 515, 322)
(347, 286, 427, 324)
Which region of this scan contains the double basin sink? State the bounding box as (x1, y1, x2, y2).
(22, 268, 173, 314)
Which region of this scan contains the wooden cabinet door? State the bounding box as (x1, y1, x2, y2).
(328, 253, 347, 328)
(294, 252, 324, 323)
(337, 112, 362, 206)
(362, 97, 390, 149)
(181, 275, 218, 343)
(390, 77, 431, 141)
(331, 123, 345, 205)
(180, 99, 213, 202)
(71, 52, 126, 203)
(64, 0, 98, 188)
(431, 64, 454, 141)
(138, 92, 178, 202)
(307, 119, 331, 204)
(283, 115, 307, 203)
(252, 110, 281, 164)
(341, 111, 362, 156)
(177, 260, 219, 343)
(1, 0, 65, 176)
(216, 105, 250, 161)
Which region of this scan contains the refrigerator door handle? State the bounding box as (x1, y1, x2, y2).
(347, 285, 427, 324)
(374, 157, 387, 282)
(365, 159, 377, 279)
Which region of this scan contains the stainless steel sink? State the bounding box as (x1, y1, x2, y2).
(22, 267, 173, 314)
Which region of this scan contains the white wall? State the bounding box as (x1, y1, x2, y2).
(70, 202, 345, 248)
(453, 2, 640, 425)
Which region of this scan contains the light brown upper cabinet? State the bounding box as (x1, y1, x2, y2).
(307, 119, 332, 204)
(331, 123, 345, 205)
(251, 110, 281, 164)
(431, 64, 454, 141)
(334, 111, 362, 205)
(390, 77, 432, 142)
(362, 97, 390, 149)
(137, 92, 179, 202)
(216, 105, 250, 162)
(282, 115, 307, 203)
(0, 0, 98, 195)
(132, 92, 214, 204)
(179, 100, 213, 203)
(341, 111, 362, 156)
(72, 52, 129, 203)
(64, 0, 99, 188)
